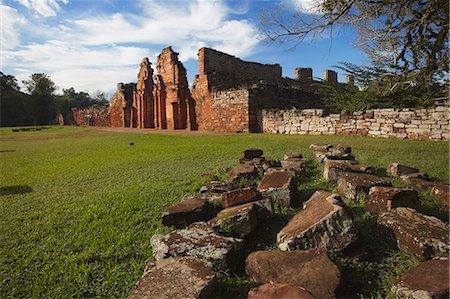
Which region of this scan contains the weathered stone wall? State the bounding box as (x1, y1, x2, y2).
(262, 106, 449, 140)
(198, 47, 282, 89)
(110, 83, 135, 127)
(210, 88, 250, 132)
(72, 107, 110, 127)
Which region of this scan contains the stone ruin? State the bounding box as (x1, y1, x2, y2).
(127, 146, 449, 298)
(73, 46, 338, 132)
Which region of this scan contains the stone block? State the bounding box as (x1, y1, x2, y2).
(211, 201, 270, 238)
(243, 148, 264, 159)
(431, 184, 450, 207)
(162, 195, 218, 228)
(277, 191, 356, 251)
(230, 163, 257, 181)
(150, 222, 243, 270)
(392, 258, 449, 299)
(323, 160, 373, 183)
(245, 248, 340, 299)
(309, 144, 333, 151)
(365, 186, 419, 214)
(257, 170, 297, 209)
(337, 172, 392, 201)
(222, 187, 261, 208)
(378, 207, 448, 259)
(261, 160, 282, 171)
(387, 163, 419, 177)
(247, 283, 315, 299)
(128, 257, 216, 299)
(283, 153, 303, 160)
(280, 159, 306, 174)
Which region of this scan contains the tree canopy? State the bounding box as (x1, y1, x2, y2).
(259, 0, 449, 79)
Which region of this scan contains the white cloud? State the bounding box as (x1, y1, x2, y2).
(0, 5, 27, 51)
(13, 0, 68, 17)
(293, 0, 323, 14)
(3, 0, 260, 93)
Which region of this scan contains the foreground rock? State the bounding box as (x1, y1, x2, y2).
(211, 202, 270, 238)
(277, 191, 356, 251)
(128, 257, 216, 299)
(392, 257, 449, 299)
(378, 207, 448, 259)
(387, 163, 419, 177)
(200, 180, 235, 203)
(365, 187, 419, 214)
(432, 184, 450, 207)
(337, 172, 392, 201)
(230, 163, 258, 181)
(323, 160, 373, 183)
(151, 222, 243, 270)
(248, 283, 315, 299)
(162, 196, 217, 228)
(243, 148, 264, 159)
(222, 187, 261, 208)
(257, 170, 297, 210)
(245, 248, 340, 299)
(281, 158, 306, 175)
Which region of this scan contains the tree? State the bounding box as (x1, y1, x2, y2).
(259, 0, 449, 79)
(0, 72, 34, 126)
(22, 73, 57, 125)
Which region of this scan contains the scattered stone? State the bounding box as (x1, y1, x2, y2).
(128, 257, 216, 299)
(337, 172, 392, 201)
(248, 283, 315, 299)
(309, 144, 333, 151)
(245, 248, 341, 299)
(162, 196, 217, 228)
(150, 222, 243, 270)
(387, 163, 419, 177)
(211, 202, 269, 238)
(432, 185, 450, 207)
(222, 187, 261, 208)
(400, 172, 429, 180)
(378, 207, 448, 259)
(323, 160, 373, 183)
(336, 144, 352, 154)
(392, 257, 449, 299)
(281, 159, 306, 175)
(257, 170, 297, 209)
(240, 157, 266, 167)
(284, 153, 303, 160)
(230, 163, 258, 181)
(200, 180, 235, 203)
(262, 160, 282, 171)
(243, 148, 264, 159)
(326, 148, 355, 161)
(312, 148, 329, 163)
(277, 191, 356, 251)
(365, 187, 419, 214)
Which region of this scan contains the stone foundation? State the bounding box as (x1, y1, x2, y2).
(262, 107, 449, 140)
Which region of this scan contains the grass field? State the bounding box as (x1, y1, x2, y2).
(1, 126, 448, 298)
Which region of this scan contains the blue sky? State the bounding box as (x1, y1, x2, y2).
(1, 0, 366, 95)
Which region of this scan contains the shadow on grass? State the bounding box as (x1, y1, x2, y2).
(0, 185, 33, 196)
(0, 150, 16, 153)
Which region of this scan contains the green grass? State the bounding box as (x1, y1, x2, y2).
(0, 127, 448, 298)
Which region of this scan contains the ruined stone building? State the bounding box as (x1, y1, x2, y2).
(74, 46, 339, 132)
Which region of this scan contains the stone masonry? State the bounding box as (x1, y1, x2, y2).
(262, 107, 449, 140)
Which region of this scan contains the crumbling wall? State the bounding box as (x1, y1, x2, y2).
(134, 58, 154, 128)
(262, 106, 449, 140)
(110, 83, 135, 127)
(199, 47, 282, 88)
(72, 107, 110, 127)
(156, 47, 196, 130)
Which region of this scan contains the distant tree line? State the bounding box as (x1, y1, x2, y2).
(0, 72, 108, 127)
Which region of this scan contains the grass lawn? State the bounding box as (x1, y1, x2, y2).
(1, 126, 448, 298)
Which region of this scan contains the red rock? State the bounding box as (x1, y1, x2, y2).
(378, 207, 448, 259)
(222, 187, 261, 208)
(150, 222, 243, 270)
(387, 163, 419, 177)
(337, 172, 392, 201)
(230, 164, 257, 180)
(323, 159, 373, 183)
(277, 191, 356, 251)
(128, 257, 216, 299)
(247, 283, 315, 299)
(392, 258, 449, 298)
(243, 148, 264, 159)
(245, 248, 340, 299)
(257, 171, 297, 209)
(162, 195, 217, 228)
(365, 187, 419, 214)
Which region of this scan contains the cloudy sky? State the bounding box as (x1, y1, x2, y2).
(1, 0, 365, 95)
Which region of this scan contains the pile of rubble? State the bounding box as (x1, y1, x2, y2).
(128, 146, 449, 299)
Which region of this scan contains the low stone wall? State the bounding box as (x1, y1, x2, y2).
(72, 107, 110, 127)
(262, 106, 449, 140)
